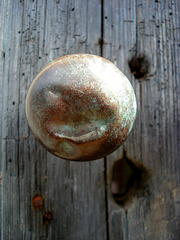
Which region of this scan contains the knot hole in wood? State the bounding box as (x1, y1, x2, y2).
(128, 54, 150, 80)
(111, 151, 151, 207)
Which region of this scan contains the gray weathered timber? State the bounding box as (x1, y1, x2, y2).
(104, 0, 180, 239)
(0, 0, 180, 240)
(0, 0, 106, 240)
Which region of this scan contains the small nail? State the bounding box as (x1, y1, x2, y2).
(32, 194, 44, 209)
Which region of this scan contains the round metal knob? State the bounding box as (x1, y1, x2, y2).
(26, 54, 137, 161)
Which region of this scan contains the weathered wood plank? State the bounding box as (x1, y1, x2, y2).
(0, 1, 6, 238)
(1, 0, 180, 239)
(104, 0, 180, 239)
(1, 0, 106, 239)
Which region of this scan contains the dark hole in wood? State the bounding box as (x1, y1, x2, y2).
(12, 101, 15, 105)
(128, 54, 150, 79)
(44, 211, 53, 224)
(111, 151, 150, 207)
(98, 38, 104, 46)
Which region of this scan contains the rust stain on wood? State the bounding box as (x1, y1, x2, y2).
(32, 194, 44, 210)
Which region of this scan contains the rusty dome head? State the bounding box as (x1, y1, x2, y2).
(26, 54, 137, 161)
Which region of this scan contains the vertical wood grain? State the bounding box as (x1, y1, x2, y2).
(103, 0, 180, 239)
(0, 0, 106, 239)
(1, 0, 180, 239)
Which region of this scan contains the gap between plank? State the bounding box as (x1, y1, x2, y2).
(104, 156, 110, 240)
(100, 0, 104, 56)
(101, 0, 109, 239)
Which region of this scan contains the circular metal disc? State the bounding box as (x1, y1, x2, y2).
(26, 54, 137, 161)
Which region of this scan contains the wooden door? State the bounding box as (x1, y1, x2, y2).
(0, 0, 179, 239)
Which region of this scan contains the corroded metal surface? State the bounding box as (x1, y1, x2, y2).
(32, 195, 44, 210)
(26, 54, 137, 161)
